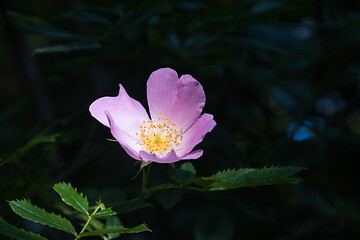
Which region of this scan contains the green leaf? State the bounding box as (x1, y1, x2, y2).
(53, 182, 89, 216)
(78, 4, 123, 16)
(106, 216, 122, 239)
(175, 162, 218, 188)
(177, 166, 304, 190)
(0, 131, 59, 167)
(8, 10, 82, 39)
(238, 24, 299, 54)
(9, 200, 76, 235)
(32, 42, 101, 55)
(176, 173, 218, 188)
(208, 166, 305, 191)
(7, 11, 47, 24)
(156, 190, 184, 210)
(97, 188, 126, 206)
(176, 162, 196, 180)
(186, 177, 219, 188)
(173, 163, 220, 188)
(52, 10, 111, 25)
(111, 200, 152, 214)
(104, 3, 170, 36)
(251, 2, 284, 14)
(79, 223, 151, 237)
(93, 208, 117, 218)
(106, 138, 118, 142)
(0, 93, 38, 122)
(195, 209, 234, 240)
(19, 22, 82, 39)
(0, 217, 47, 240)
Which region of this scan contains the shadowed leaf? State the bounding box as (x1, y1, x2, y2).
(93, 208, 117, 218)
(19, 23, 82, 39)
(0, 217, 47, 240)
(208, 166, 305, 191)
(176, 162, 196, 180)
(106, 216, 122, 239)
(111, 200, 152, 214)
(78, 223, 151, 237)
(52, 10, 111, 25)
(0, 131, 59, 167)
(9, 200, 76, 235)
(32, 42, 101, 55)
(53, 182, 89, 216)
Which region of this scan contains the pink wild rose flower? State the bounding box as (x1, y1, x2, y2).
(89, 68, 216, 163)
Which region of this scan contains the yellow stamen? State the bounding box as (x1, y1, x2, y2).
(135, 113, 183, 157)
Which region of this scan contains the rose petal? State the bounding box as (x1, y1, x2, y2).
(170, 74, 205, 131)
(147, 68, 178, 120)
(139, 149, 181, 163)
(105, 111, 141, 160)
(147, 69, 206, 131)
(90, 84, 149, 139)
(177, 113, 216, 157)
(181, 150, 203, 159)
(91, 69, 215, 163)
(138, 149, 203, 163)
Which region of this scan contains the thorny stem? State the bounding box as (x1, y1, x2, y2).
(74, 204, 101, 240)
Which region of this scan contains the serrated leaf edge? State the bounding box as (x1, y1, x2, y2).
(53, 182, 89, 215)
(9, 199, 76, 235)
(0, 217, 48, 240)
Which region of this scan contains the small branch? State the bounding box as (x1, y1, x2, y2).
(139, 164, 152, 200)
(74, 204, 101, 240)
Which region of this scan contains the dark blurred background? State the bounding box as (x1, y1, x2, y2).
(1, 0, 360, 239)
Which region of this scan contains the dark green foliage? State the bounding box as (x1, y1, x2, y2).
(105, 216, 121, 239)
(0, 132, 59, 167)
(0, 217, 47, 240)
(32, 42, 101, 56)
(53, 182, 89, 216)
(3, 183, 150, 239)
(175, 165, 304, 190)
(208, 166, 305, 190)
(51, 10, 111, 25)
(1, 0, 360, 239)
(175, 162, 196, 180)
(92, 208, 116, 218)
(111, 200, 153, 214)
(9, 200, 76, 235)
(78, 223, 151, 237)
(19, 23, 82, 39)
(195, 209, 234, 240)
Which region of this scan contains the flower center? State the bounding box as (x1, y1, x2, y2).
(136, 113, 183, 157)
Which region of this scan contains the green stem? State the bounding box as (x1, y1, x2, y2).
(74, 204, 101, 240)
(140, 165, 151, 200)
(130, 164, 205, 203)
(141, 168, 147, 193)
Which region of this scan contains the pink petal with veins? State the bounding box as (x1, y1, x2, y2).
(177, 114, 216, 157)
(105, 111, 141, 160)
(90, 84, 149, 139)
(90, 68, 215, 163)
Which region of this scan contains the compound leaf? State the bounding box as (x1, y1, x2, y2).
(78, 223, 150, 237)
(0, 217, 47, 240)
(53, 182, 89, 216)
(93, 208, 117, 218)
(208, 166, 305, 191)
(9, 200, 76, 235)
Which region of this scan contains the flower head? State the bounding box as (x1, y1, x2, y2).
(89, 68, 216, 163)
